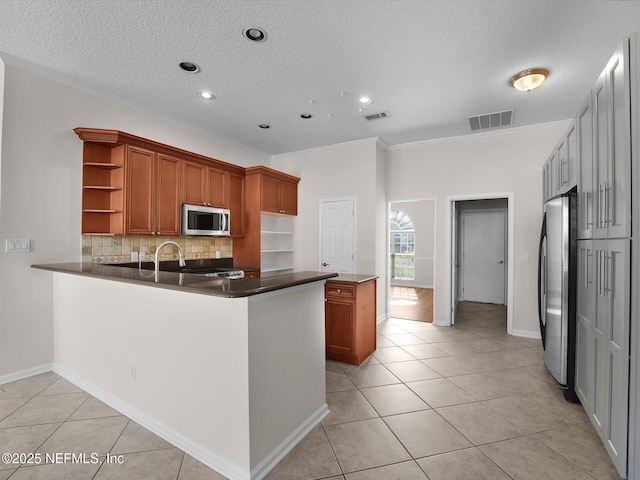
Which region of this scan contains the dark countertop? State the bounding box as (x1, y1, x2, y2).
(31, 263, 338, 298)
(327, 274, 378, 284)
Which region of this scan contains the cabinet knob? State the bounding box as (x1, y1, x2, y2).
(337, 289, 341, 293)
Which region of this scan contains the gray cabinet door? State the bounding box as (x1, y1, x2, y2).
(607, 43, 631, 239)
(604, 239, 630, 476)
(592, 239, 630, 477)
(577, 95, 594, 239)
(565, 121, 578, 192)
(575, 240, 595, 408)
(594, 42, 631, 240)
(548, 151, 559, 199)
(593, 69, 609, 239)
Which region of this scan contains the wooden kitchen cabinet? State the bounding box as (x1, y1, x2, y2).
(228, 172, 245, 237)
(325, 278, 377, 366)
(125, 146, 181, 236)
(233, 166, 300, 268)
(256, 168, 299, 215)
(75, 128, 246, 237)
(80, 142, 125, 235)
(182, 160, 229, 209)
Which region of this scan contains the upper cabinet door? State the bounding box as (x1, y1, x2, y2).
(156, 154, 181, 236)
(228, 172, 245, 237)
(577, 95, 594, 239)
(182, 160, 207, 206)
(125, 146, 155, 235)
(593, 41, 631, 240)
(607, 42, 631, 239)
(593, 69, 609, 239)
(547, 151, 559, 199)
(261, 174, 281, 214)
(206, 167, 229, 209)
(564, 121, 577, 192)
(280, 180, 298, 215)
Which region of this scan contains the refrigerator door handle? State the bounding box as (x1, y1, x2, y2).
(538, 212, 547, 348)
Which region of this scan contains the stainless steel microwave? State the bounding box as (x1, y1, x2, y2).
(181, 204, 230, 236)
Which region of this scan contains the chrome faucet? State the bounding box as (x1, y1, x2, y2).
(154, 241, 186, 278)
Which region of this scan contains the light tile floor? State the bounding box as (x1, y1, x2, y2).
(266, 301, 621, 480)
(0, 302, 621, 479)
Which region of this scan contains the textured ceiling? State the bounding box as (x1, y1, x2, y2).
(1, 0, 640, 155)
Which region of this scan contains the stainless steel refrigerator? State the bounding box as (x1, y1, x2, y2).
(538, 191, 578, 402)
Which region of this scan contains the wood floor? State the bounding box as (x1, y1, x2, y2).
(389, 286, 433, 322)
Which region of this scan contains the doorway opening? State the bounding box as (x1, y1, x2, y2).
(388, 199, 435, 322)
(449, 193, 514, 333)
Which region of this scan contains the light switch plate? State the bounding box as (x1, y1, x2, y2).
(5, 239, 31, 253)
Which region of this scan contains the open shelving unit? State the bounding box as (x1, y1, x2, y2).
(260, 215, 294, 273)
(81, 142, 125, 235)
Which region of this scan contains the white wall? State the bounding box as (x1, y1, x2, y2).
(390, 199, 435, 288)
(0, 64, 266, 378)
(387, 123, 569, 334)
(271, 139, 388, 320)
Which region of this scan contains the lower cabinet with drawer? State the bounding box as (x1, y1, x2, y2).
(325, 277, 377, 365)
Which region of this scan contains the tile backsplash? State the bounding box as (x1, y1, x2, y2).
(83, 235, 233, 264)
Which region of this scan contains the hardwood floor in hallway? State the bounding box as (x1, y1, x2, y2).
(389, 286, 433, 322)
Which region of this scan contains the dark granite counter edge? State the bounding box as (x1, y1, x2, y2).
(32, 263, 338, 298)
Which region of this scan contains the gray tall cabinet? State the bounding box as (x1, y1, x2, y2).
(570, 36, 634, 478)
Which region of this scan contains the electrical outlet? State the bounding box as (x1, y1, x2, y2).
(139, 252, 146, 261)
(216, 250, 221, 259)
(131, 251, 139, 262)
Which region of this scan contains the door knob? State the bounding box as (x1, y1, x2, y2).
(322, 263, 329, 267)
(498, 260, 504, 264)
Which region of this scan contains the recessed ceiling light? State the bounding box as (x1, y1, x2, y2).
(300, 113, 313, 119)
(258, 124, 270, 129)
(243, 28, 267, 42)
(199, 92, 215, 100)
(359, 96, 373, 105)
(179, 62, 200, 73)
(510, 68, 549, 92)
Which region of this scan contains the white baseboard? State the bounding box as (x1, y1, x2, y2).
(510, 329, 542, 339)
(250, 404, 329, 480)
(432, 319, 450, 327)
(0, 363, 53, 386)
(52, 365, 328, 480)
(52, 365, 248, 480)
(377, 313, 388, 324)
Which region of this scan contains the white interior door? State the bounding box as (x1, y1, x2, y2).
(320, 199, 355, 273)
(461, 210, 506, 304)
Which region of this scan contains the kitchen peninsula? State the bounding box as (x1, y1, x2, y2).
(32, 263, 337, 480)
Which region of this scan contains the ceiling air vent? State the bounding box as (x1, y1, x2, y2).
(363, 111, 391, 121)
(468, 109, 514, 131)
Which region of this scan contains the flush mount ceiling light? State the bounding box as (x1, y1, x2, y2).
(359, 95, 373, 105)
(300, 113, 313, 119)
(199, 91, 215, 100)
(510, 68, 549, 92)
(243, 27, 267, 42)
(179, 62, 200, 73)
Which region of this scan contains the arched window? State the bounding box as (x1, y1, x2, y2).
(390, 209, 415, 279)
